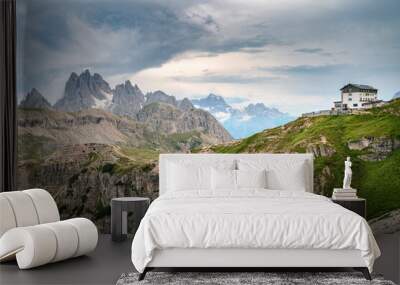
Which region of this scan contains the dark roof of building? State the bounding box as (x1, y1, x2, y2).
(340, 83, 377, 92)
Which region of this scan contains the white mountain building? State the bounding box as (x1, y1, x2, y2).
(302, 83, 389, 117)
(334, 84, 383, 110)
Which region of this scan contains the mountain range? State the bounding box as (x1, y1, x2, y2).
(192, 94, 294, 139)
(17, 69, 290, 232)
(17, 71, 232, 232)
(20, 70, 292, 139)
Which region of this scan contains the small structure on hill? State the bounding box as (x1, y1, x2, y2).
(334, 84, 380, 111)
(302, 83, 389, 117)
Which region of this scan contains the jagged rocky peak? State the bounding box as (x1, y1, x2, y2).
(207, 93, 226, 102)
(145, 90, 177, 107)
(178, 98, 194, 111)
(111, 80, 145, 118)
(245, 103, 268, 114)
(54, 69, 113, 112)
(192, 93, 231, 112)
(93, 72, 112, 94)
(19, 88, 52, 109)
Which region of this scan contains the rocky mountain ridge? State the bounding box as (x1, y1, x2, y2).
(19, 70, 232, 143)
(54, 70, 113, 112)
(110, 81, 145, 117)
(50, 70, 197, 119)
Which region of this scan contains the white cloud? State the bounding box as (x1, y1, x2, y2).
(213, 111, 232, 122)
(239, 114, 252, 122)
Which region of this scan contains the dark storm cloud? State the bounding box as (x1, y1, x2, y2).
(262, 64, 348, 77)
(16, 0, 400, 104)
(172, 74, 281, 85)
(295, 48, 324, 54)
(17, 0, 213, 100)
(16, 0, 276, 101)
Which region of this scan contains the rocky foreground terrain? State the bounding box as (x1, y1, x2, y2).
(199, 99, 400, 233)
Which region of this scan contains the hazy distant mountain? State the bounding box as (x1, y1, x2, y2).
(393, 91, 400, 100)
(54, 69, 113, 112)
(245, 103, 284, 118)
(145, 90, 177, 107)
(192, 94, 294, 139)
(110, 80, 145, 118)
(19, 88, 52, 109)
(192, 93, 233, 113)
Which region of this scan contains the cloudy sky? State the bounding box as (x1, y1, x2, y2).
(17, 0, 400, 115)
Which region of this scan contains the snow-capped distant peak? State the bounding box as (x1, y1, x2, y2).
(190, 95, 295, 139)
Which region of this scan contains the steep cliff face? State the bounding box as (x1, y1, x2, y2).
(17, 108, 148, 146)
(54, 70, 113, 112)
(17, 143, 159, 233)
(137, 102, 232, 143)
(177, 98, 194, 111)
(145, 90, 177, 107)
(110, 80, 145, 118)
(202, 100, 400, 231)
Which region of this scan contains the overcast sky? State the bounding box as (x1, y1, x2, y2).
(17, 0, 400, 115)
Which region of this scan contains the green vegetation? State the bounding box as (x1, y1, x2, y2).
(357, 150, 400, 218)
(119, 147, 159, 162)
(95, 198, 111, 219)
(161, 131, 203, 151)
(209, 100, 400, 220)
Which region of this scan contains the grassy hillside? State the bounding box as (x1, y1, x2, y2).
(204, 100, 400, 220)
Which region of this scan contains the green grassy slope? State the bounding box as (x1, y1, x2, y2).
(206, 100, 400, 220)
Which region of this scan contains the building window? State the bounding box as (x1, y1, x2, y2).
(353, 103, 358, 107)
(348, 98, 352, 101)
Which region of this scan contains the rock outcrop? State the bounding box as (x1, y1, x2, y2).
(54, 70, 113, 112)
(137, 102, 232, 143)
(178, 98, 194, 111)
(110, 80, 145, 118)
(19, 88, 52, 109)
(17, 143, 159, 233)
(348, 137, 400, 161)
(17, 108, 147, 146)
(369, 209, 400, 235)
(145, 90, 177, 107)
